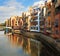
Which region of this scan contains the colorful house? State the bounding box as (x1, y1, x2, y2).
(30, 7, 41, 32)
(51, 0, 60, 38)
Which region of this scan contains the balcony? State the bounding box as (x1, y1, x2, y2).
(31, 12, 38, 16)
(31, 21, 38, 26)
(31, 10, 38, 16)
(30, 18, 39, 22)
(31, 15, 38, 20)
(30, 26, 38, 29)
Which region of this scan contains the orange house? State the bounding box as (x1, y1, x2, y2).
(51, 0, 60, 39)
(53, 13, 60, 38)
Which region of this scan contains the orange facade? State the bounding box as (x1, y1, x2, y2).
(53, 13, 60, 38)
(45, 16, 51, 34)
(46, 16, 51, 28)
(12, 19, 14, 28)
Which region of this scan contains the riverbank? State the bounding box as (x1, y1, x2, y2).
(5, 29, 60, 56)
(0, 26, 5, 31)
(20, 30, 60, 56)
(0, 31, 57, 56)
(13, 30, 60, 50)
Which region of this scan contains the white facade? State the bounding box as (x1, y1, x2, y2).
(30, 7, 41, 32)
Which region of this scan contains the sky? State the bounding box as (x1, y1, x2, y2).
(0, 0, 46, 23)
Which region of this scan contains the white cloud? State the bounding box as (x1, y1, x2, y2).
(0, 0, 25, 23)
(33, 1, 45, 7)
(32, 0, 47, 7)
(0, 0, 47, 23)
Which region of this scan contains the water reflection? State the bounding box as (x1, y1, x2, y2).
(4, 32, 56, 56)
(7, 33, 43, 56)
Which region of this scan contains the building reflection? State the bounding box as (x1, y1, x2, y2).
(7, 34, 52, 56)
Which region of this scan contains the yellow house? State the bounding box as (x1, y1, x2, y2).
(25, 11, 31, 31)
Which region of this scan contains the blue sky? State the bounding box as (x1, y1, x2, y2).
(17, 0, 40, 7)
(0, 0, 39, 6)
(0, 0, 46, 23)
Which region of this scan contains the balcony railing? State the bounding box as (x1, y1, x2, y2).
(31, 21, 38, 24)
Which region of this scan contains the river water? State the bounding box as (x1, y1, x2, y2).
(0, 31, 55, 56)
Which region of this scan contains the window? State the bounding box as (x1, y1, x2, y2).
(48, 11, 51, 16)
(35, 27, 38, 30)
(47, 27, 51, 31)
(54, 19, 58, 27)
(52, 0, 57, 3)
(30, 27, 38, 30)
(15, 24, 17, 26)
(55, 6, 60, 14)
(40, 21, 44, 26)
(31, 27, 33, 29)
(40, 28, 44, 31)
(31, 27, 34, 29)
(56, 30, 59, 34)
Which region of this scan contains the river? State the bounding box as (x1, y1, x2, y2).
(0, 31, 56, 56)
